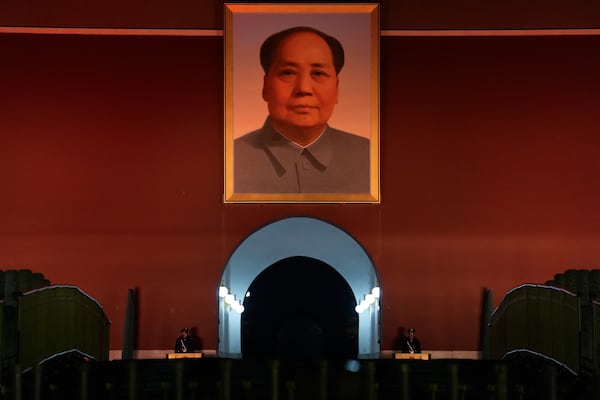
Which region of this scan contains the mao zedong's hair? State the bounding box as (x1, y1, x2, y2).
(259, 26, 345, 75)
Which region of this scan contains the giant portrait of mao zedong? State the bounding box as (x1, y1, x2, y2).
(224, 4, 379, 203)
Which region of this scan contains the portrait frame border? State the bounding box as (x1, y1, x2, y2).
(223, 3, 380, 203)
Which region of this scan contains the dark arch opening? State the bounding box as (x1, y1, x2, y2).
(241, 256, 358, 359)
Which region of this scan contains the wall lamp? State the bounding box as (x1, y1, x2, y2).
(219, 283, 245, 313)
(355, 286, 381, 314)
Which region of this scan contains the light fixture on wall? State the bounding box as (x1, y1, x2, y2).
(355, 286, 381, 314)
(219, 282, 244, 313)
(219, 282, 229, 298)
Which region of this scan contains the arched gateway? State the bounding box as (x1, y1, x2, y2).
(218, 216, 381, 359)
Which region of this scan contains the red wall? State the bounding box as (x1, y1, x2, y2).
(2, 31, 600, 351)
(2, 0, 600, 29)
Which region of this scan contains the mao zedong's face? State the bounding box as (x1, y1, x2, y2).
(262, 31, 339, 146)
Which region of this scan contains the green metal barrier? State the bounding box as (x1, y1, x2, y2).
(489, 284, 580, 374)
(18, 285, 110, 370)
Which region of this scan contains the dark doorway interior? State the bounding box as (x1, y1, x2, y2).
(241, 256, 358, 359)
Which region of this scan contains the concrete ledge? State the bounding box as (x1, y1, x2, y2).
(110, 349, 217, 360)
(394, 352, 431, 360)
(110, 349, 480, 361)
(428, 350, 480, 360)
(166, 352, 203, 359)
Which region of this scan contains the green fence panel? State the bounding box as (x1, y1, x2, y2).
(506, 287, 528, 349)
(550, 289, 566, 363)
(590, 271, 600, 301)
(593, 301, 600, 374)
(18, 286, 110, 370)
(490, 284, 580, 374)
(535, 287, 553, 356)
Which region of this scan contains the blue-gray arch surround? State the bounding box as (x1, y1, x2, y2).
(218, 216, 381, 358)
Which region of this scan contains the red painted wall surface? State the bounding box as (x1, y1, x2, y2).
(1, 0, 600, 29)
(2, 33, 600, 351)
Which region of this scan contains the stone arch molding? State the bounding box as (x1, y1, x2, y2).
(218, 216, 381, 358)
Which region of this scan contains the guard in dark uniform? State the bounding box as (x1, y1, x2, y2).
(400, 328, 422, 353)
(174, 327, 196, 353)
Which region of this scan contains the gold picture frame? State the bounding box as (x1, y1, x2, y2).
(224, 3, 380, 203)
